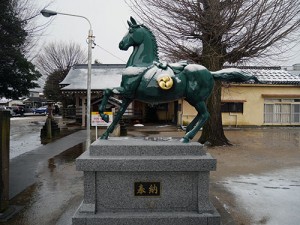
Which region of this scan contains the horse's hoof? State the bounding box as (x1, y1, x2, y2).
(100, 134, 108, 140)
(180, 137, 190, 143)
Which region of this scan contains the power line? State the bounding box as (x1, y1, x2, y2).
(93, 42, 126, 63)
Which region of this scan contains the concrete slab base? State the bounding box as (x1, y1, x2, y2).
(72, 138, 220, 225)
(73, 209, 220, 225)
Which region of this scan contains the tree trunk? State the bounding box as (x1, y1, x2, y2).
(198, 36, 231, 146)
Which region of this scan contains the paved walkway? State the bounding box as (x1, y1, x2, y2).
(9, 130, 87, 199)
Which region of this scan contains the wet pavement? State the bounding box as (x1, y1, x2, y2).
(207, 128, 300, 225)
(7, 143, 84, 225)
(10, 116, 46, 159)
(4, 125, 300, 225)
(9, 116, 77, 159)
(220, 167, 300, 225)
(9, 130, 86, 199)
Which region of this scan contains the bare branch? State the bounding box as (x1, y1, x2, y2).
(35, 41, 87, 76)
(127, 0, 300, 65)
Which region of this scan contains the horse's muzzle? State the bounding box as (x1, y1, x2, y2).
(119, 41, 129, 50)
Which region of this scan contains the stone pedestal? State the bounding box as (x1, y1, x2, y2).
(72, 138, 220, 225)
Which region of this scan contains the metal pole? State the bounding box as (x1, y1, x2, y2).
(86, 29, 93, 150)
(41, 9, 93, 150)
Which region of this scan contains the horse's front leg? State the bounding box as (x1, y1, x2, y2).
(100, 98, 132, 140)
(99, 89, 113, 123)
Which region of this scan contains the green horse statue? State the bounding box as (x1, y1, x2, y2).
(99, 17, 260, 143)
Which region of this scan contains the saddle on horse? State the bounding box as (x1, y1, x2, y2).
(154, 60, 188, 74)
(117, 61, 189, 98)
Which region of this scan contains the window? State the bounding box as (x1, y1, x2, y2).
(264, 99, 300, 124)
(292, 104, 300, 123)
(221, 102, 243, 113)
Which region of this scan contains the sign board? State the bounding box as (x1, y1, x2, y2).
(134, 182, 161, 197)
(91, 111, 113, 126)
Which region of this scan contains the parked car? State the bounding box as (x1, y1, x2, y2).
(31, 108, 37, 113)
(34, 106, 48, 115)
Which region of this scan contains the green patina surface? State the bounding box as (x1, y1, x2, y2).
(99, 17, 259, 143)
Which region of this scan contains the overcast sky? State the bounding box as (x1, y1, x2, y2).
(38, 0, 133, 64)
(37, 0, 300, 67)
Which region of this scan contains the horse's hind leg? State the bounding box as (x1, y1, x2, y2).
(185, 100, 200, 132)
(181, 101, 209, 143)
(185, 114, 200, 132)
(100, 98, 132, 139)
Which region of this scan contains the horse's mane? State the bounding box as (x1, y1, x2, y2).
(140, 24, 159, 62)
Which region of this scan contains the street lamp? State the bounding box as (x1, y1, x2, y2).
(41, 9, 93, 150)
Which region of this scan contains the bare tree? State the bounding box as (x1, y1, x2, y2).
(35, 41, 87, 101)
(36, 41, 87, 76)
(126, 0, 300, 146)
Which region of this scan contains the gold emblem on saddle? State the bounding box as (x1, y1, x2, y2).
(157, 75, 173, 90)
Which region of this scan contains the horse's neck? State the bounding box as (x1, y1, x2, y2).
(126, 47, 138, 67)
(126, 38, 158, 67)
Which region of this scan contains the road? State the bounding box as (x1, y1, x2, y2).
(10, 115, 55, 159)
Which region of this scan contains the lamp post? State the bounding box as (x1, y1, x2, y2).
(41, 9, 93, 150)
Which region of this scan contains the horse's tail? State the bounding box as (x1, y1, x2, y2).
(211, 68, 261, 83)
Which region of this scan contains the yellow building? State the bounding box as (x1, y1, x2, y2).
(179, 68, 300, 127)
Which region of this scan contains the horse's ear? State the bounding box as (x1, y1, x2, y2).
(130, 17, 137, 25)
(127, 20, 133, 27)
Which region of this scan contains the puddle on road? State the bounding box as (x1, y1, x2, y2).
(47, 143, 85, 174)
(220, 167, 300, 225)
(6, 144, 85, 225)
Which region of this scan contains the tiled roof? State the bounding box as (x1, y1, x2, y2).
(60, 64, 125, 91)
(241, 69, 300, 84)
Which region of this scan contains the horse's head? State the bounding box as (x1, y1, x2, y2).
(119, 17, 146, 51)
(119, 17, 159, 67)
